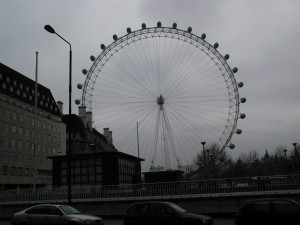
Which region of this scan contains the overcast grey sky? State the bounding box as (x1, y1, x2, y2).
(1, 0, 300, 162)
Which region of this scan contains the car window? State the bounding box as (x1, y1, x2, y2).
(128, 204, 148, 214)
(272, 200, 300, 212)
(252, 201, 269, 212)
(58, 205, 80, 215)
(169, 203, 187, 213)
(26, 206, 47, 215)
(152, 204, 167, 214)
(46, 206, 62, 215)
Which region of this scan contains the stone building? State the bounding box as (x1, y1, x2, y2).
(50, 106, 143, 186)
(0, 62, 66, 189)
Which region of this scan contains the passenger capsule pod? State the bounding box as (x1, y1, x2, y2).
(229, 143, 235, 149)
(100, 44, 106, 50)
(187, 27, 192, 33)
(172, 23, 177, 29)
(90, 55, 95, 61)
(75, 99, 81, 105)
(127, 27, 132, 34)
(201, 33, 206, 40)
(238, 82, 244, 88)
(213, 43, 219, 49)
(77, 84, 83, 89)
(232, 67, 238, 73)
(241, 97, 247, 103)
(82, 69, 88, 75)
(236, 129, 242, 135)
(240, 113, 246, 119)
(224, 54, 230, 60)
(113, 34, 118, 41)
(142, 23, 146, 29)
(157, 21, 161, 28)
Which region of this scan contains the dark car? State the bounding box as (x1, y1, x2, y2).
(10, 204, 104, 225)
(235, 198, 300, 225)
(123, 201, 213, 225)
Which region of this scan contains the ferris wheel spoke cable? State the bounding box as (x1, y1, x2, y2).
(80, 23, 244, 170)
(107, 50, 155, 98)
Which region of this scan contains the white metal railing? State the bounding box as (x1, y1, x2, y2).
(1, 175, 300, 205)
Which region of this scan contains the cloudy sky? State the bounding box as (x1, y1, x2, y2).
(1, 0, 300, 163)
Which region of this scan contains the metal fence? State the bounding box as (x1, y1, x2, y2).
(1, 175, 300, 205)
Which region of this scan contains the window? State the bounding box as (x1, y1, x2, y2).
(18, 140, 23, 149)
(17, 167, 23, 176)
(10, 167, 16, 176)
(26, 206, 47, 215)
(11, 139, 16, 148)
(24, 168, 29, 176)
(12, 112, 17, 120)
(4, 138, 9, 146)
(4, 109, 9, 118)
(24, 116, 29, 124)
(252, 202, 269, 212)
(46, 206, 62, 215)
(2, 166, 9, 175)
(25, 129, 29, 137)
(4, 123, 10, 132)
(273, 200, 300, 212)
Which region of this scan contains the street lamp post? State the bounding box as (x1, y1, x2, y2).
(283, 149, 287, 175)
(201, 142, 206, 178)
(292, 143, 298, 173)
(44, 25, 72, 204)
(292, 143, 297, 154)
(206, 149, 210, 178)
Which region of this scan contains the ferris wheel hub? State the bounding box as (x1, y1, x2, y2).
(157, 94, 165, 108)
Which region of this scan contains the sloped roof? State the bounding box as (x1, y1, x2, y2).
(63, 114, 117, 152)
(0, 62, 62, 117)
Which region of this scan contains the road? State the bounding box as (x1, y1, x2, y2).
(0, 218, 235, 225)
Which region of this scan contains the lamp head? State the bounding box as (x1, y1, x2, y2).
(44, 25, 55, 34)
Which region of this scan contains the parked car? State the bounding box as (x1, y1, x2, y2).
(123, 201, 214, 225)
(235, 198, 300, 225)
(10, 204, 104, 225)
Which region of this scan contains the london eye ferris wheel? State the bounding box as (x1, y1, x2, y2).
(77, 22, 246, 171)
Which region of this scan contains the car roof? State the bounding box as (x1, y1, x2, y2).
(129, 201, 174, 206)
(244, 198, 299, 204)
(27, 204, 70, 209)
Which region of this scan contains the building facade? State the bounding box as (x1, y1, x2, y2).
(0, 63, 66, 189)
(50, 106, 143, 186)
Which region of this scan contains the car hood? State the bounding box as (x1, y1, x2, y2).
(183, 212, 211, 220)
(67, 214, 101, 220)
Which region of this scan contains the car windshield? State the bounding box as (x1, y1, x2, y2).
(169, 203, 187, 213)
(58, 205, 81, 215)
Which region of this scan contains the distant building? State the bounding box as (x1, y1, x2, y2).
(49, 106, 144, 186)
(0, 62, 65, 189)
(144, 170, 183, 183)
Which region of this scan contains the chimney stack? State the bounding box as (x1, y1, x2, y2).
(57, 101, 63, 114)
(86, 111, 93, 130)
(103, 128, 113, 144)
(78, 106, 87, 127)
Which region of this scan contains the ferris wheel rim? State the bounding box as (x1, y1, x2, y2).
(80, 23, 242, 167)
